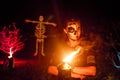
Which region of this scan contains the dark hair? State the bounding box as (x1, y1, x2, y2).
(63, 18, 81, 28)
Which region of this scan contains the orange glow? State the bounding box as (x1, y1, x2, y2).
(63, 47, 81, 63)
(62, 47, 81, 70)
(63, 62, 72, 70)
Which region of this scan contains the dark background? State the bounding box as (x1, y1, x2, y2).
(0, 0, 120, 80)
(0, 0, 118, 58)
(0, 0, 116, 24)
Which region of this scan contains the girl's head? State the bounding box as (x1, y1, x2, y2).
(63, 19, 81, 41)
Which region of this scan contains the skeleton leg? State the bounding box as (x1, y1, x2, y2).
(41, 39, 45, 56)
(34, 39, 39, 56)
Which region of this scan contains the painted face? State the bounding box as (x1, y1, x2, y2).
(65, 22, 81, 41)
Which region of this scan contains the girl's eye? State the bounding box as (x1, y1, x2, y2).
(68, 27, 75, 33)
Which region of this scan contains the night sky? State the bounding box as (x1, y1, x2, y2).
(0, 0, 115, 24)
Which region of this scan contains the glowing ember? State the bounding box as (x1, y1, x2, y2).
(63, 47, 81, 63)
(61, 47, 81, 70)
(63, 62, 72, 70)
(0, 23, 24, 58)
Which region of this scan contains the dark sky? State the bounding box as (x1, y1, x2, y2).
(0, 0, 115, 25)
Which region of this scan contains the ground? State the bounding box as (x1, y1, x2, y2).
(0, 56, 49, 80)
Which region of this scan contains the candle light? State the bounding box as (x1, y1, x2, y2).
(63, 62, 71, 70)
(62, 47, 81, 70)
(58, 47, 81, 80)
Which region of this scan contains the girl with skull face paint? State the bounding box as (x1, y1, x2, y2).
(64, 19, 81, 40)
(47, 19, 96, 80)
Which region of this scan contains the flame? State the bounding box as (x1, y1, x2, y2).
(63, 47, 81, 63)
(63, 62, 72, 70)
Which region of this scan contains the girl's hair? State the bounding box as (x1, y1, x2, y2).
(63, 18, 81, 28)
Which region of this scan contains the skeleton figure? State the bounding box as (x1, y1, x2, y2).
(34, 16, 46, 56)
(25, 15, 56, 57)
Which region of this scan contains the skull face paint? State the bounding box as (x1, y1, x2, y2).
(65, 21, 81, 41)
